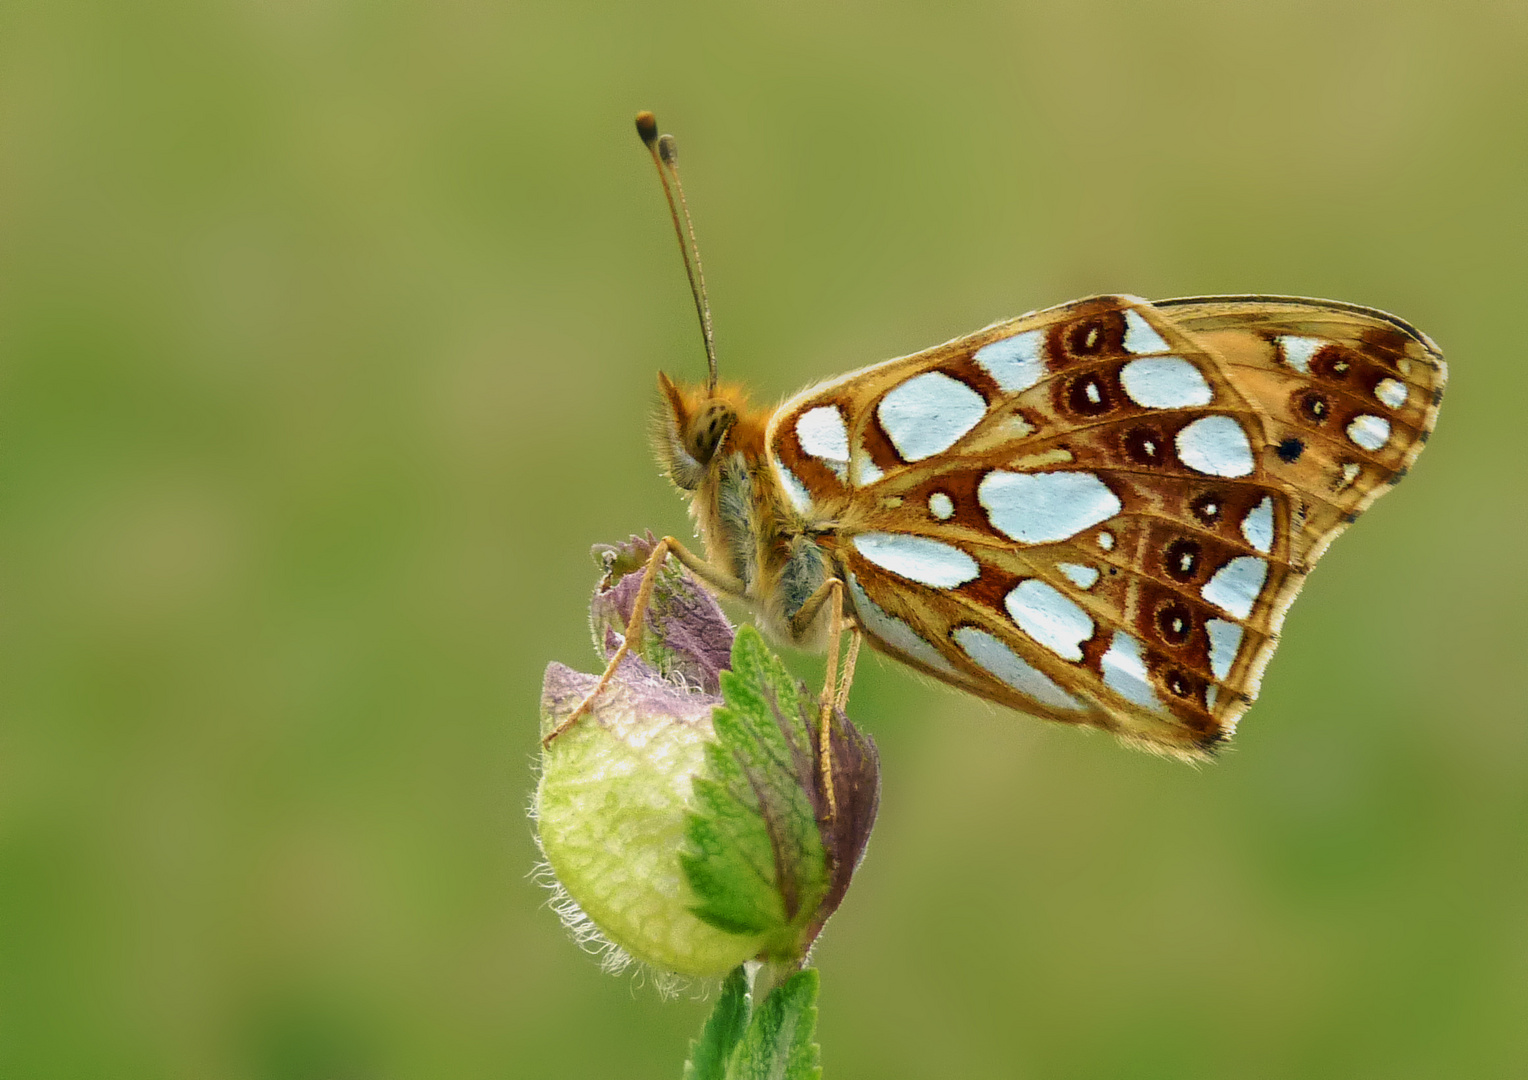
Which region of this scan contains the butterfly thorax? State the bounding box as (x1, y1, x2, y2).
(654, 373, 841, 650)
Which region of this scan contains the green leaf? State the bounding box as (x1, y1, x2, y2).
(724, 968, 821, 1080)
(682, 966, 751, 1080)
(680, 627, 830, 958)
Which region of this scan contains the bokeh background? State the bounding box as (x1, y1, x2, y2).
(3, 1, 1526, 1077)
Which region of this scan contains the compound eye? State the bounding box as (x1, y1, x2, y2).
(687, 401, 736, 465)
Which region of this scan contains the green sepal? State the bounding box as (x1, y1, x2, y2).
(681, 966, 751, 1080)
(679, 627, 830, 959)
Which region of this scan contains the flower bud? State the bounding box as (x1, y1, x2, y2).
(535, 540, 766, 977)
(534, 536, 881, 981)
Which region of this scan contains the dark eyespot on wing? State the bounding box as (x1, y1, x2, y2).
(1276, 437, 1305, 463)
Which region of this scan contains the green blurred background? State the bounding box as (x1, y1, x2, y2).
(3, 1, 1525, 1077)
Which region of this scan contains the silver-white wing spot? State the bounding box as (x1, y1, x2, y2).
(852, 533, 979, 588)
(1176, 416, 1255, 477)
(1057, 562, 1100, 589)
(978, 471, 1122, 544)
(1119, 357, 1213, 409)
(795, 406, 849, 463)
(1278, 335, 1324, 374)
(952, 626, 1085, 711)
(1205, 618, 1243, 682)
(1240, 496, 1274, 554)
(848, 574, 957, 676)
(973, 330, 1045, 392)
(1201, 556, 1269, 620)
(1100, 631, 1163, 712)
(1004, 579, 1094, 662)
(1346, 415, 1391, 452)
(877, 371, 986, 462)
(854, 447, 885, 486)
(1123, 309, 1171, 354)
(927, 492, 955, 520)
(778, 463, 813, 515)
(1374, 378, 1409, 410)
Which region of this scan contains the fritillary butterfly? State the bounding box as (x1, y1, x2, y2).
(549, 112, 1447, 763)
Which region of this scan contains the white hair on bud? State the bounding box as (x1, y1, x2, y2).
(528, 789, 693, 1000)
(528, 859, 634, 971)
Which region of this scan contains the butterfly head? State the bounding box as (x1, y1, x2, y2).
(653, 372, 747, 490)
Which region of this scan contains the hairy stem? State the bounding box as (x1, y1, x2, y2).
(750, 957, 803, 1004)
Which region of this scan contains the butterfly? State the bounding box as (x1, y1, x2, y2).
(546, 112, 1447, 763)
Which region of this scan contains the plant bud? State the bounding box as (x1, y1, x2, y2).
(534, 536, 880, 981)
(534, 539, 766, 977)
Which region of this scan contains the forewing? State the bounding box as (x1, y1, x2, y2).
(766, 294, 1444, 759)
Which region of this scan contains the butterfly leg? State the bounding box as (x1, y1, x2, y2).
(835, 629, 862, 712)
(787, 577, 862, 822)
(542, 536, 745, 747)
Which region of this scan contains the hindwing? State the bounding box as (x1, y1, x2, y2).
(764, 294, 1445, 759)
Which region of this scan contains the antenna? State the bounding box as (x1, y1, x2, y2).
(635, 110, 718, 392)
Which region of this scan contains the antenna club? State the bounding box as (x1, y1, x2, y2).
(635, 111, 659, 146)
(657, 134, 678, 165)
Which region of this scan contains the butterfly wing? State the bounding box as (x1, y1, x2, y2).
(1155, 295, 1446, 565)
(765, 294, 1445, 759)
